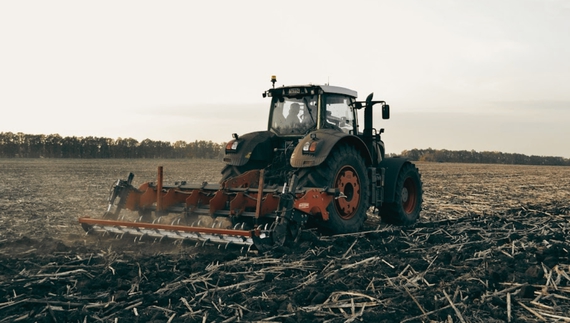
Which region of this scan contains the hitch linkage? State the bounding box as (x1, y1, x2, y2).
(104, 173, 135, 219)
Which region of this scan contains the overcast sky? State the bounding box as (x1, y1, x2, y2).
(1, 0, 569, 157)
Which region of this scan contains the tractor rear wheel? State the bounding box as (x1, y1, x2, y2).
(380, 162, 422, 225)
(297, 144, 370, 234)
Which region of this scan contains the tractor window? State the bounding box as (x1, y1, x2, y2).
(270, 96, 317, 135)
(324, 95, 354, 134)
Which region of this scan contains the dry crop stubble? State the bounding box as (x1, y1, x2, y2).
(417, 162, 570, 220)
(0, 159, 569, 322)
(0, 159, 225, 250)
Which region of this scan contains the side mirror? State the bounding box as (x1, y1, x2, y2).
(382, 104, 390, 119)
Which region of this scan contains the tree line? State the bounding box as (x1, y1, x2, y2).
(2, 132, 569, 165)
(0, 132, 224, 159)
(395, 148, 570, 166)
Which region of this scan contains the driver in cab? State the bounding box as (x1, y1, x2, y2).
(285, 103, 301, 125)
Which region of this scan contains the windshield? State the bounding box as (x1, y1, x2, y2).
(324, 95, 354, 134)
(269, 96, 317, 135)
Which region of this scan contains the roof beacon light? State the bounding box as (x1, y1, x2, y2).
(271, 75, 277, 88)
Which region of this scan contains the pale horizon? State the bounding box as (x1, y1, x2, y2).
(1, 1, 569, 158)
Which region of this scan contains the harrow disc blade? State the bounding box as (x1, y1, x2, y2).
(79, 217, 254, 246)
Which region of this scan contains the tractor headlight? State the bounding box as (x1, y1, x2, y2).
(302, 141, 318, 154)
(225, 140, 239, 152)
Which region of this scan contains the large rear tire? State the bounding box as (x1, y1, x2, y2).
(297, 144, 370, 234)
(380, 162, 422, 225)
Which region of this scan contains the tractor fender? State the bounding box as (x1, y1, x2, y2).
(380, 157, 410, 203)
(222, 131, 276, 166)
(290, 129, 372, 168)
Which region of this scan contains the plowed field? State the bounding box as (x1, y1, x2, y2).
(1, 159, 569, 322)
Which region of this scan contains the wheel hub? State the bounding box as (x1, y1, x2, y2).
(334, 166, 360, 219)
(401, 187, 409, 203)
(402, 177, 417, 214)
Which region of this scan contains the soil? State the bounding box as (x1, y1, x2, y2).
(0, 159, 569, 322)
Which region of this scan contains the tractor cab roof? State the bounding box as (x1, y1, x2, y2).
(266, 84, 357, 99)
(318, 85, 358, 98)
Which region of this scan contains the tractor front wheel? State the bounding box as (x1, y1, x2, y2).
(220, 160, 267, 183)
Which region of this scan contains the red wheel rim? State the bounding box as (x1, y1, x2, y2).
(402, 177, 418, 214)
(334, 166, 360, 220)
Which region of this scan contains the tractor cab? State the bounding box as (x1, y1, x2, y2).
(265, 84, 358, 137)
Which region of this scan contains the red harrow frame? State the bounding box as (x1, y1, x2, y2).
(79, 166, 337, 250)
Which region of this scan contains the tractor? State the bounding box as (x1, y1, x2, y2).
(79, 77, 423, 249)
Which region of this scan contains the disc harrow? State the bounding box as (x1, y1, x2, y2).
(79, 166, 336, 250)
